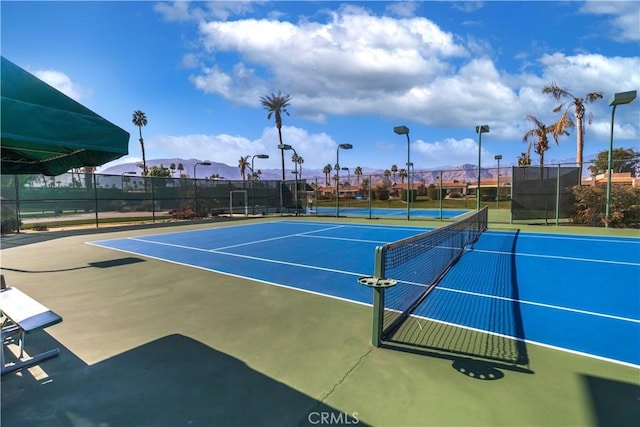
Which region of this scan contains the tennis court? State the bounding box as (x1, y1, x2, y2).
(89, 217, 640, 368)
(313, 207, 469, 219)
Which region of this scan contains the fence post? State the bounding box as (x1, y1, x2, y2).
(151, 176, 156, 223)
(439, 170, 443, 221)
(509, 167, 514, 224)
(555, 164, 561, 226)
(93, 173, 99, 227)
(13, 175, 21, 233)
(368, 175, 372, 219)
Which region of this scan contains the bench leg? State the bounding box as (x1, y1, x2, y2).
(1, 348, 60, 376)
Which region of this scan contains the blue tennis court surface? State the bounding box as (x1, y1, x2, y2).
(313, 207, 469, 219)
(89, 220, 640, 367)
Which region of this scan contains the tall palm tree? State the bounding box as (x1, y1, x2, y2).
(260, 92, 292, 180)
(170, 163, 176, 177)
(296, 155, 304, 179)
(323, 164, 332, 186)
(132, 110, 148, 176)
(391, 164, 398, 182)
(354, 166, 363, 186)
(238, 155, 250, 183)
(522, 114, 569, 172)
(177, 163, 184, 177)
(542, 82, 603, 168)
(398, 168, 407, 183)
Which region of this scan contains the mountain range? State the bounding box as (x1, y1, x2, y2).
(101, 155, 597, 185)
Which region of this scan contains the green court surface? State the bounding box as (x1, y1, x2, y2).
(1, 217, 638, 426)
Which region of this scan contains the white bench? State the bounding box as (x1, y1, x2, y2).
(0, 287, 63, 375)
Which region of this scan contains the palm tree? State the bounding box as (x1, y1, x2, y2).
(517, 153, 531, 166)
(391, 164, 398, 182)
(383, 169, 391, 180)
(132, 110, 148, 176)
(260, 91, 292, 180)
(398, 168, 407, 183)
(169, 163, 176, 177)
(296, 155, 304, 179)
(542, 82, 603, 168)
(238, 155, 250, 183)
(177, 163, 184, 178)
(323, 164, 332, 186)
(522, 114, 570, 172)
(354, 166, 363, 186)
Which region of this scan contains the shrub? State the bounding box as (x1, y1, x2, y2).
(169, 208, 196, 220)
(571, 185, 640, 228)
(374, 185, 389, 201)
(1, 205, 21, 234)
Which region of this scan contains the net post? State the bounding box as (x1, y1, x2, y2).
(372, 246, 386, 347)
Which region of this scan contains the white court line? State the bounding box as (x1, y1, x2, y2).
(433, 286, 640, 324)
(92, 238, 639, 325)
(485, 230, 640, 245)
(473, 248, 640, 267)
(403, 313, 640, 370)
(211, 225, 346, 251)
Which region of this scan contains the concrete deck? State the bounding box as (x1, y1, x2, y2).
(1, 218, 638, 426)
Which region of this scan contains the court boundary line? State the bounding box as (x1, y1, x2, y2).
(472, 248, 640, 267)
(86, 241, 640, 369)
(85, 241, 372, 308)
(401, 313, 640, 370)
(91, 236, 639, 324)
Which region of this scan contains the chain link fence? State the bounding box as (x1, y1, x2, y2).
(2, 160, 637, 232)
(0, 172, 303, 232)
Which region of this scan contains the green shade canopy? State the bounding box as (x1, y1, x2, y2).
(1, 57, 129, 175)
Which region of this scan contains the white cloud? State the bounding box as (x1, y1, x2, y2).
(412, 137, 494, 168)
(579, 0, 640, 41)
(154, 1, 258, 22)
(385, 1, 420, 17)
(193, 7, 468, 114)
(172, 5, 638, 166)
(33, 69, 89, 101)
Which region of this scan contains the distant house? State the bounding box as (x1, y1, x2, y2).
(582, 171, 639, 188)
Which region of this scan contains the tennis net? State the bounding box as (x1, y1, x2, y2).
(375, 207, 488, 339)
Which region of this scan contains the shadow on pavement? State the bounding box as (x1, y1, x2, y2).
(2, 333, 363, 426)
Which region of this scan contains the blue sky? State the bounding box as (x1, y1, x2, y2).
(2, 1, 639, 174)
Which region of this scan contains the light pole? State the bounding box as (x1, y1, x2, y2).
(336, 143, 353, 217)
(341, 167, 351, 208)
(476, 125, 490, 210)
(251, 154, 269, 178)
(393, 126, 411, 220)
(250, 154, 268, 214)
(278, 144, 299, 213)
(606, 90, 637, 228)
(194, 161, 211, 216)
(494, 154, 502, 208)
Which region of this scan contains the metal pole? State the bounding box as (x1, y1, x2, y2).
(336, 148, 340, 217)
(13, 175, 21, 233)
(496, 158, 500, 209)
(605, 105, 617, 228)
(439, 170, 443, 221)
(510, 166, 514, 224)
(93, 173, 99, 227)
(372, 248, 386, 347)
(555, 164, 561, 226)
(151, 176, 156, 222)
(477, 132, 482, 211)
(406, 133, 411, 221)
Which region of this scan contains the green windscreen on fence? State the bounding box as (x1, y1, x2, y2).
(511, 166, 580, 222)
